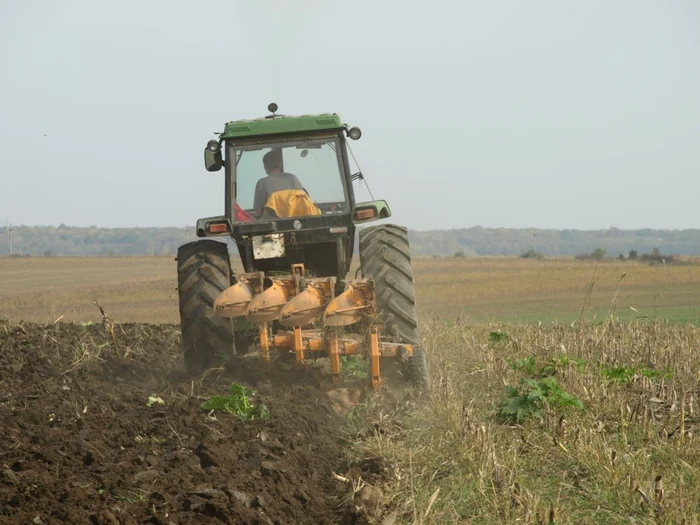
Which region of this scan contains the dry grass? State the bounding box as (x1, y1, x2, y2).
(0, 257, 179, 323)
(1, 256, 699, 325)
(414, 257, 700, 323)
(350, 319, 700, 524)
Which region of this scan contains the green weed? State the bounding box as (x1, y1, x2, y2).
(508, 354, 587, 377)
(497, 377, 584, 422)
(508, 355, 537, 374)
(488, 330, 509, 344)
(200, 383, 269, 420)
(541, 354, 587, 375)
(600, 364, 671, 383)
(341, 355, 368, 380)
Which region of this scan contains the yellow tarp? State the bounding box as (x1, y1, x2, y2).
(263, 189, 322, 218)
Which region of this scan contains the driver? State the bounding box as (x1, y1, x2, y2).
(253, 149, 304, 216)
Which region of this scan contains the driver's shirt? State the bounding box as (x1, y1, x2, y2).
(253, 173, 304, 214)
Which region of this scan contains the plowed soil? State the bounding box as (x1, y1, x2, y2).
(0, 321, 384, 525)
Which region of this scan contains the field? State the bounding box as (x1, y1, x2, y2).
(0, 322, 366, 524)
(2, 256, 699, 325)
(1, 256, 699, 524)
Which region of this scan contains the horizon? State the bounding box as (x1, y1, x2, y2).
(0, 219, 700, 238)
(4, 223, 700, 234)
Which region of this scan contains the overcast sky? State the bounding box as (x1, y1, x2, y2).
(1, 0, 699, 231)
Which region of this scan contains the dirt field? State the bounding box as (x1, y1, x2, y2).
(0, 321, 391, 524)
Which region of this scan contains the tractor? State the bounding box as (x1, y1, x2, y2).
(176, 103, 428, 390)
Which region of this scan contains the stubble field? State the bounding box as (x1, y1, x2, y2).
(1, 255, 699, 524)
(2, 255, 699, 325)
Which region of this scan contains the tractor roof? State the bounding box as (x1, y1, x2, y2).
(221, 113, 344, 140)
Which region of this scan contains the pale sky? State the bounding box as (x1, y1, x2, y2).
(1, 0, 699, 231)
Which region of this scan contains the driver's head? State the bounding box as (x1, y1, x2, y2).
(263, 149, 283, 175)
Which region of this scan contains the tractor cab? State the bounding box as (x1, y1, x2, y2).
(196, 103, 390, 279)
(232, 135, 347, 220)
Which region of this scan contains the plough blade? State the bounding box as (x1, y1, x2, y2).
(279, 277, 336, 328)
(246, 277, 296, 323)
(214, 280, 255, 318)
(214, 272, 264, 319)
(323, 281, 374, 327)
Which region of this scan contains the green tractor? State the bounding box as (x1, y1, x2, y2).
(176, 103, 427, 389)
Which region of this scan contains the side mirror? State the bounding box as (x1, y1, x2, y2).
(204, 140, 223, 172)
(352, 200, 391, 223)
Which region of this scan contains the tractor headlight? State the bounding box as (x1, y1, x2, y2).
(207, 140, 220, 152)
(347, 127, 362, 140)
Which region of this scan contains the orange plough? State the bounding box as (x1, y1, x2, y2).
(213, 264, 414, 387)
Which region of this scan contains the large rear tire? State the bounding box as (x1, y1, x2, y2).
(358, 224, 428, 390)
(177, 240, 235, 373)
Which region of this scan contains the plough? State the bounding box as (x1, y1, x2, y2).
(213, 264, 415, 387)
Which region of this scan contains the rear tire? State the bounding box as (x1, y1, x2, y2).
(177, 240, 235, 373)
(358, 224, 428, 390)
(406, 347, 429, 392)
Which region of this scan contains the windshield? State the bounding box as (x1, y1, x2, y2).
(230, 137, 348, 221)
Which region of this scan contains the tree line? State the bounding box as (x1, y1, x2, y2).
(411, 226, 700, 257)
(2, 225, 700, 257)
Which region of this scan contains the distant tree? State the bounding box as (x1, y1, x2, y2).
(591, 248, 606, 261)
(453, 250, 465, 258)
(641, 247, 674, 264)
(618, 253, 625, 260)
(521, 249, 544, 260)
(628, 249, 638, 260)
